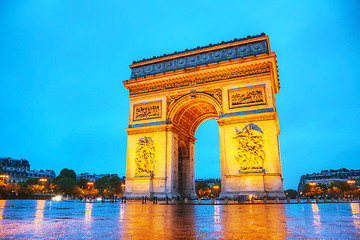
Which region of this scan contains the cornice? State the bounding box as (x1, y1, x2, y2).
(217, 111, 278, 126)
(125, 59, 277, 96)
(130, 34, 268, 66)
(129, 38, 269, 79)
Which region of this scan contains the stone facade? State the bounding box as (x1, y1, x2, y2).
(298, 169, 360, 192)
(0, 157, 55, 183)
(123, 34, 285, 199)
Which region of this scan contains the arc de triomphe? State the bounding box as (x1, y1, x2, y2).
(123, 33, 285, 199)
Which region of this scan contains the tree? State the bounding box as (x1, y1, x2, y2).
(195, 181, 209, 197)
(76, 178, 90, 189)
(212, 183, 221, 197)
(285, 189, 298, 199)
(56, 168, 76, 180)
(95, 176, 110, 196)
(109, 175, 123, 195)
(53, 168, 77, 195)
(55, 177, 77, 195)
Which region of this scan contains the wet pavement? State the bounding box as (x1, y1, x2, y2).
(0, 200, 359, 239)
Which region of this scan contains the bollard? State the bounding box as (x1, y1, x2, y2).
(155, 196, 158, 204)
(142, 196, 144, 204)
(250, 196, 255, 203)
(316, 196, 319, 203)
(297, 197, 301, 203)
(331, 197, 334, 202)
(324, 197, 327, 203)
(121, 196, 124, 203)
(198, 198, 201, 204)
(238, 196, 241, 204)
(263, 196, 267, 203)
(211, 198, 215, 204)
(124, 196, 126, 203)
(184, 197, 188, 203)
(166, 196, 169, 204)
(224, 197, 228, 204)
(286, 197, 290, 204)
(307, 197, 310, 203)
(144, 196, 147, 204)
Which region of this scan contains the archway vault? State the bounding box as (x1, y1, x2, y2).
(168, 92, 222, 136)
(123, 34, 285, 199)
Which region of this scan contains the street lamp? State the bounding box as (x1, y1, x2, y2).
(0, 174, 9, 183)
(309, 182, 317, 186)
(39, 178, 48, 183)
(347, 180, 356, 184)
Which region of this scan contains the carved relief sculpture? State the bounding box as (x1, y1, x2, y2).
(234, 123, 265, 171)
(133, 101, 162, 121)
(135, 137, 156, 176)
(228, 85, 266, 108)
(167, 88, 222, 112)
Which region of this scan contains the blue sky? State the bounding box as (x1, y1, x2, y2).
(1, 1, 359, 189)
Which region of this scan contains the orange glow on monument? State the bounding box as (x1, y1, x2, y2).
(123, 33, 285, 199)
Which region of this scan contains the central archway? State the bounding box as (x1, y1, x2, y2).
(167, 93, 222, 198)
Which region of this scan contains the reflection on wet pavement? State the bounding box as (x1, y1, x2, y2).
(0, 200, 359, 239)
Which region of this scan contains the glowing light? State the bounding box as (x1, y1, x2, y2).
(52, 195, 62, 201)
(350, 203, 360, 228)
(39, 178, 48, 182)
(85, 203, 92, 222)
(35, 200, 46, 223)
(347, 180, 356, 184)
(96, 197, 102, 201)
(213, 205, 221, 231)
(311, 204, 321, 231)
(309, 182, 317, 186)
(0, 200, 6, 220)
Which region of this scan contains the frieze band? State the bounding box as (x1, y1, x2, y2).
(129, 63, 271, 96)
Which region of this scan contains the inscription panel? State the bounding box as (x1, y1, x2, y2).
(228, 85, 266, 109)
(133, 101, 162, 121)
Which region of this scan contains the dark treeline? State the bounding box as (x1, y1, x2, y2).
(0, 168, 124, 200)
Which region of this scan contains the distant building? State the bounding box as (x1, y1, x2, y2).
(195, 178, 221, 187)
(0, 157, 55, 183)
(298, 168, 360, 192)
(77, 172, 121, 182)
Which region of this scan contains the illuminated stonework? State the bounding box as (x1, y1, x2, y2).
(234, 124, 265, 171)
(229, 85, 266, 108)
(133, 101, 161, 121)
(123, 34, 285, 199)
(135, 137, 156, 176)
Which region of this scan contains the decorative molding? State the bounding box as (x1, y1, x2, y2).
(234, 124, 265, 172)
(128, 120, 169, 129)
(128, 62, 271, 96)
(130, 39, 268, 79)
(167, 88, 222, 112)
(130, 63, 270, 95)
(228, 85, 266, 109)
(133, 101, 162, 121)
(217, 112, 276, 126)
(135, 137, 156, 176)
